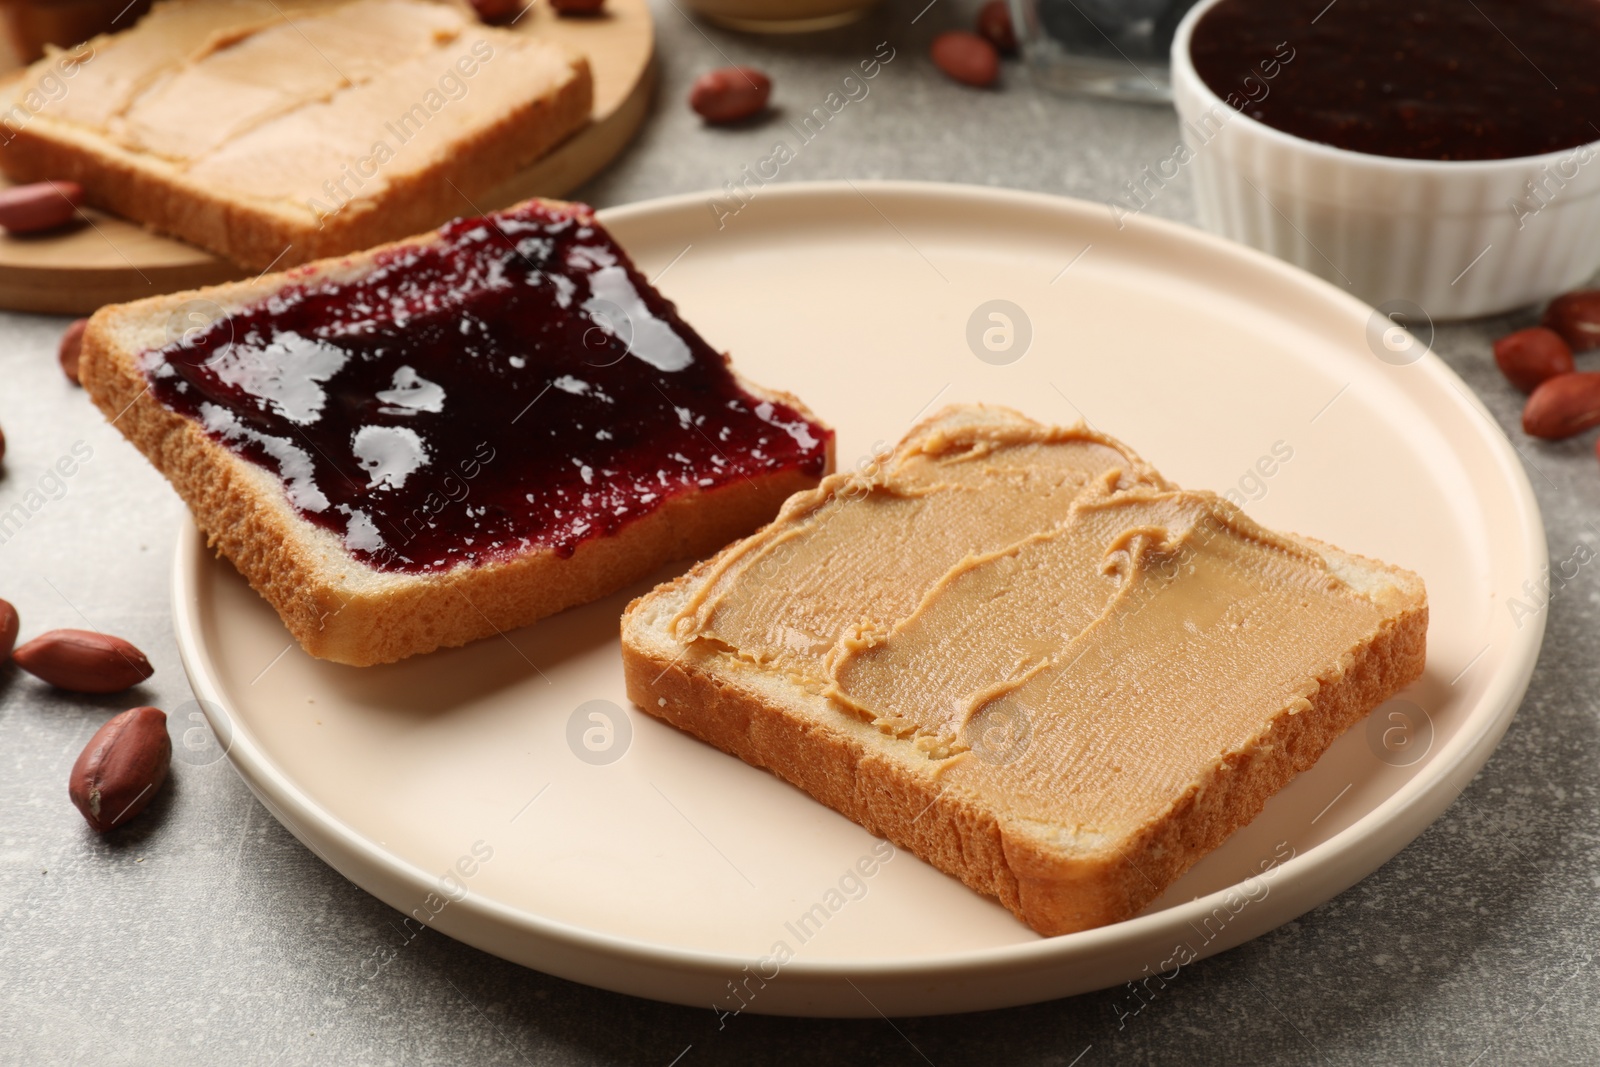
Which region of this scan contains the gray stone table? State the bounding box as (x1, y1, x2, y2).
(3, 2, 1598, 1063)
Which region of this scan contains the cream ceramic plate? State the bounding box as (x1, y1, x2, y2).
(172, 182, 1544, 1016)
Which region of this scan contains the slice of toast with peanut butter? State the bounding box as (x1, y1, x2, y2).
(620, 404, 1427, 936)
(0, 0, 591, 271)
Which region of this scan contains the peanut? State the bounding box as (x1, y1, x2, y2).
(931, 31, 1000, 88)
(550, 0, 604, 13)
(976, 0, 1018, 55)
(12, 629, 154, 693)
(69, 706, 171, 832)
(1522, 372, 1600, 439)
(59, 317, 87, 385)
(0, 599, 16, 662)
(0, 181, 82, 234)
(1494, 327, 1574, 393)
(689, 67, 772, 125)
(1542, 290, 1600, 352)
(468, 0, 521, 19)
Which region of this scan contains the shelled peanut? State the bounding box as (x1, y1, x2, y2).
(1495, 289, 1600, 455)
(3, 593, 168, 831)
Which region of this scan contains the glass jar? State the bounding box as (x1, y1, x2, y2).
(1010, 0, 1203, 103)
(683, 0, 881, 33)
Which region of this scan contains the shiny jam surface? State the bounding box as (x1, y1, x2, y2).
(1191, 0, 1600, 161)
(143, 201, 831, 573)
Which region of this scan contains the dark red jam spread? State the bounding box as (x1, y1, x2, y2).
(1190, 0, 1600, 161)
(142, 201, 831, 573)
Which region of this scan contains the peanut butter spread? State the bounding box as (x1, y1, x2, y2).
(117, 2, 467, 161)
(27, 0, 326, 130)
(671, 414, 1406, 844)
(12, 0, 582, 217)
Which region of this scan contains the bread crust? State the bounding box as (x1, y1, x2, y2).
(619, 411, 1428, 936)
(0, 7, 594, 271)
(81, 202, 835, 667)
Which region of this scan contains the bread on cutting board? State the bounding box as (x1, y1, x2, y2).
(0, 0, 592, 270)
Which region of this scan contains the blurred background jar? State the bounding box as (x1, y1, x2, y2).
(1010, 0, 1201, 102)
(683, 0, 882, 32)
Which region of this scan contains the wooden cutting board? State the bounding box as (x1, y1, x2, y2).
(0, 0, 655, 314)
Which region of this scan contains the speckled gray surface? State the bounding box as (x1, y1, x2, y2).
(3, 2, 1599, 1064)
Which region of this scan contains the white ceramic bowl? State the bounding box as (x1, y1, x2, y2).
(1169, 0, 1600, 320)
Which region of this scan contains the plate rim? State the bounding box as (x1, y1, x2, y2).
(169, 179, 1546, 1011)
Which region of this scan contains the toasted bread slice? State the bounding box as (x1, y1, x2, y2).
(621, 405, 1426, 936)
(81, 198, 834, 666)
(0, 0, 592, 271)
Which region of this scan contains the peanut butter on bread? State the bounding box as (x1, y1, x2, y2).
(622, 405, 1427, 936)
(0, 0, 592, 270)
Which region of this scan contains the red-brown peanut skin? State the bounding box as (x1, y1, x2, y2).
(12, 629, 154, 693)
(468, 0, 521, 20)
(1542, 290, 1600, 352)
(0, 180, 82, 234)
(1494, 327, 1575, 393)
(58, 318, 87, 385)
(550, 0, 605, 13)
(1523, 372, 1600, 439)
(69, 707, 171, 833)
(976, 0, 1018, 55)
(0, 599, 17, 662)
(931, 31, 1000, 88)
(689, 67, 771, 124)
